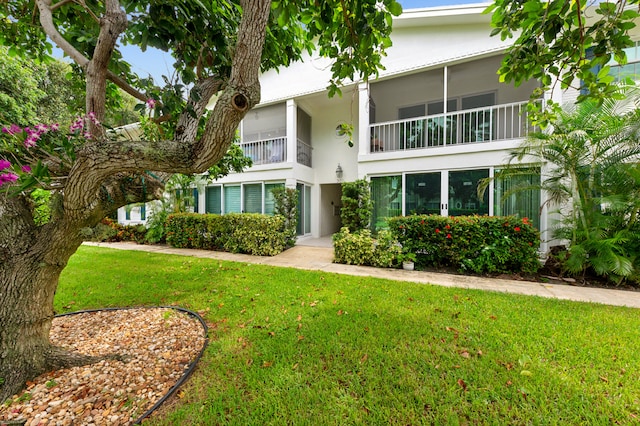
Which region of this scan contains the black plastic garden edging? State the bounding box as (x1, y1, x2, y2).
(54, 305, 209, 425)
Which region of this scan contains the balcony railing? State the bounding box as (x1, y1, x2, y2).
(241, 137, 287, 165)
(297, 139, 313, 167)
(369, 101, 539, 153)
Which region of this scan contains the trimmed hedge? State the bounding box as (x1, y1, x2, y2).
(387, 215, 540, 274)
(333, 228, 402, 268)
(165, 213, 289, 256)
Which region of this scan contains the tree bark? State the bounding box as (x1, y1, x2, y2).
(0, 195, 82, 401)
(1, 0, 273, 401)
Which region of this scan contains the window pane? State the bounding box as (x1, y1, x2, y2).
(244, 183, 263, 213)
(448, 169, 489, 216)
(371, 176, 402, 230)
(264, 183, 284, 215)
(296, 183, 304, 235)
(304, 185, 311, 234)
(205, 186, 222, 214)
(192, 188, 199, 213)
(405, 173, 441, 215)
(224, 186, 241, 214)
(494, 169, 541, 229)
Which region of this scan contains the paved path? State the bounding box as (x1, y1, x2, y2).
(83, 241, 640, 309)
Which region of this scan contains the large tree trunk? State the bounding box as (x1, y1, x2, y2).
(0, 0, 272, 401)
(0, 195, 90, 401)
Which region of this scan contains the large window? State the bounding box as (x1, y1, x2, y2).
(224, 186, 241, 214)
(405, 173, 441, 215)
(264, 183, 282, 215)
(608, 41, 640, 81)
(371, 176, 402, 229)
(205, 186, 222, 214)
(494, 168, 541, 229)
(371, 167, 539, 230)
(243, 183, 263, 213)
(205, 182, 285, 215)
(448, 169, 489, 216)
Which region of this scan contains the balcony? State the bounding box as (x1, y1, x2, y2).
(297, 139, 312, 167)
(241, 137, 287, 165)
(369, 101, 538, 153)
(240, 137, 313, 167)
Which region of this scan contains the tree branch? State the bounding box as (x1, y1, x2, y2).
(63, 0, 272, 217)
(35, 0, 89, 69)
(37, 0, 152, 105)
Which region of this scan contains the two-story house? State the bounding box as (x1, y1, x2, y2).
(120, 3, 640, 254)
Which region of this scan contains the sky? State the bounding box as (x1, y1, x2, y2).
(57, 1, 488, 86)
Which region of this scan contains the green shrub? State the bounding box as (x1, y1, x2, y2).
(333, 227, 401, 267)
(272, 186, 298, 248)
(341, 180, 373, 232)
(165, 213, 289, 256)
(387, 215, 540, 274)
(31, 189, 51, 226)
(144, 201, 170, 244)
(82, 218, 147, 243)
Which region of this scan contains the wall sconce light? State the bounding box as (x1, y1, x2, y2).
(336, 163, 344, 182)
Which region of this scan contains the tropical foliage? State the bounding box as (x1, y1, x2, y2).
(497, 92, 640, 283)
(341, 179, 373, 232)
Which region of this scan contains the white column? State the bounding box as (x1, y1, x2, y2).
(443, 66, 448, 146)
(358, 81, 370, 158)
(286, 99, 297, 164)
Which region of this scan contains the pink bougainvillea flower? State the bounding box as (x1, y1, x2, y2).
(0, 172, 19, 186)
(0, 159, 10, 170)
(87, 111, 100, 125)
(2, 124, 22, 135)
(34, 123, 49, 133)
(24, 136, 37, 148)
(70, 117, 84, 132)
(50, 123, 60, 131)
(146, 98, 156, 109)
(21, 165, 31, 173)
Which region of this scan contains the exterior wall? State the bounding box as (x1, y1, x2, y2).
(118, 4, 619, 248)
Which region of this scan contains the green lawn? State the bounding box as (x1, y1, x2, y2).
(57, 246, 640, 425)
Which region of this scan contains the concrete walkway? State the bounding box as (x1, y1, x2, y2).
(83, 241, 640, 309)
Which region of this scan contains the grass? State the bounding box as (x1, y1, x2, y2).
(57, 246, 640, 425)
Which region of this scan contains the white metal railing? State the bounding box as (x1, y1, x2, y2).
(240, 137, 287, 165)
(369, 101, 540, 153)
(296, 139, 313, 167)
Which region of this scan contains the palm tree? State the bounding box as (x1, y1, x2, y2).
(489, 89, 640, 284)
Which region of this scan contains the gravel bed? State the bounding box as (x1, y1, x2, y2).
(0, 307, 207, 426)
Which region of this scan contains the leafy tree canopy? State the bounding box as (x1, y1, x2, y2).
(486, 0, 640, 121)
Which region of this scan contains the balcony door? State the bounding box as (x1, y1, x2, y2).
(404, 169, 488, 217)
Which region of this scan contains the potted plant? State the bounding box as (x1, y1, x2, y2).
(398, 252, 416, 271)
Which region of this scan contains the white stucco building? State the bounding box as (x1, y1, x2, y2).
(120, 3, 640, 251)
